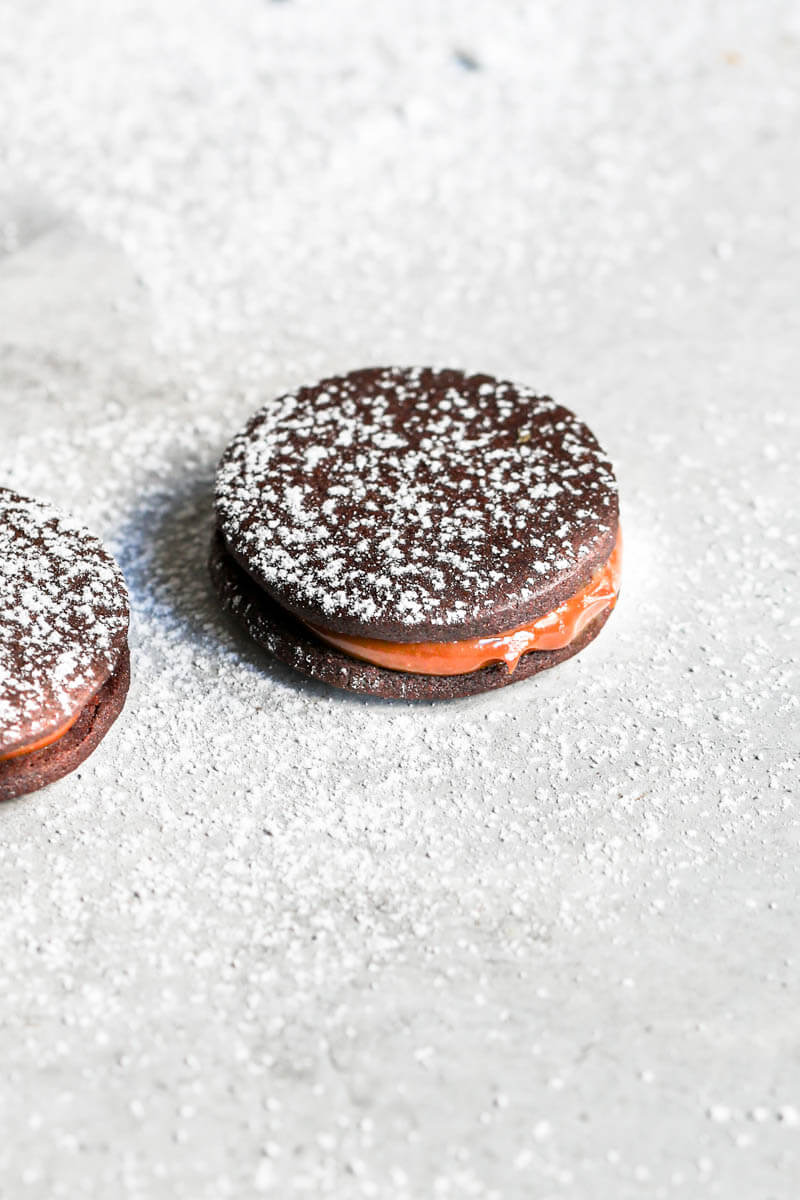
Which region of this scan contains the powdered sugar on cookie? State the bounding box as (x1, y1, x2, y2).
(215, 367, 618, 639)
(0, 489, 130, 756)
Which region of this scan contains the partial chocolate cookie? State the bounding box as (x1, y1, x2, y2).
(0, 488, 130, 801)
(0, 649, 130, 802)
(213, 367, 620, 700)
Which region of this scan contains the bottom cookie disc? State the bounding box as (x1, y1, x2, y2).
(0, 648, 131, 802)
(209, 535, 613, 702)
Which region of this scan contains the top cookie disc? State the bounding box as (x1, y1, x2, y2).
(0, 488, 129, 757)
(215, 367, 619, 641)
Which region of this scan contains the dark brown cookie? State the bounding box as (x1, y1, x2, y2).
(0, 488, 130, 795)
(215, 367, 618, 642)
(210, 532, 613, 702)
(0, 649, 130, 802)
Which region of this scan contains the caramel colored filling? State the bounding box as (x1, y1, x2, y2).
(307, 535, 622, 676)
(0, 709, 83, 763)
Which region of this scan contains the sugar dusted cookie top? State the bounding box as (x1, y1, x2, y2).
(215, 367, 618, 641)
(0, 488, 129, 757)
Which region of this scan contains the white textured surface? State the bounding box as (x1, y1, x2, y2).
(1, 2, 799, 1197)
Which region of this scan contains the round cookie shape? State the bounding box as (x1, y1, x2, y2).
(0, 488, 129, 758)
(215, 367, 619, 642)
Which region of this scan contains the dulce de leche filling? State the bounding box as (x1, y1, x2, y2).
(307, 535, 622, 677)
(0, 709, 83, 764)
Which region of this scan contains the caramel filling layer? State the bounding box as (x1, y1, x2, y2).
(307, 536, 622, 677)
(0, 709, 83, 763)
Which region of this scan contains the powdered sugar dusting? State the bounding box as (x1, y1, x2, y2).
(0, 489, 129, 755)
(1, 1, 799, 1196)
(215, 368, 618, 638)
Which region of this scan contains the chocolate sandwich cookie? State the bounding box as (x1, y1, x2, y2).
(213, 367, 621, 700)
(0, 489, 130, 801)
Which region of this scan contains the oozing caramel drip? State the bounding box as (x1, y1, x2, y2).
(307, 535, 622, 677)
